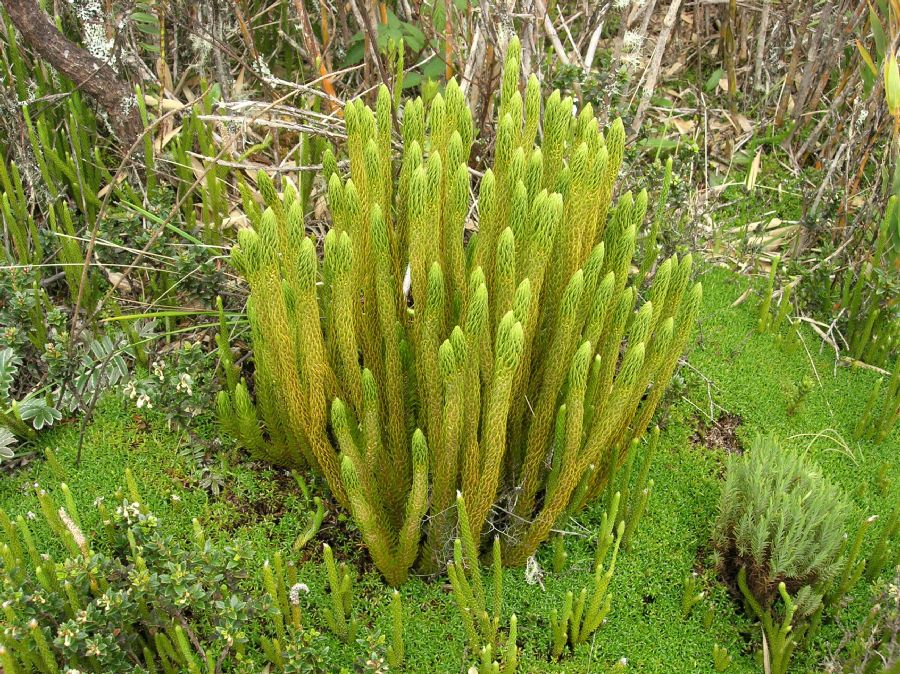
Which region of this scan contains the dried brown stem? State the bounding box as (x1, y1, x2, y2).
(632, 0, 683, 133)
(348, 0, 389, 90)
(291, 0, 340, 108)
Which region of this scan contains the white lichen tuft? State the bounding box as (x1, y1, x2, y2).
(68, 0, 117, 68)
(289, 582, 310, 605)
(623, 30, 645, 52)
(25, 80, 39, 105)
(524, 555, 545, 590)
(120, 94, 137, 118)
(254, 55, 276, 85)
(620, 51, 642, 70)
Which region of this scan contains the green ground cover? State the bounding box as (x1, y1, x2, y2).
(1, 264, 896, 673)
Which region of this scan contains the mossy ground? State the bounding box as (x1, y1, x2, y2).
(1, 264, 896, 673)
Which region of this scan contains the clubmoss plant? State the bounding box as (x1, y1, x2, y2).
(853, 357, 900, 443)
(293, 494, 325, 552)
(446, 494, 516, 671)
(322, 543, 358, 643)
(842, 196, 900, 367)
(386, 590, 404, 668)
(606, 425, 658, 550)
(757, 255, 780, 333)
(447, 495, 502, 656)
(681, 574, 705, 620)
(35, 449, 63, 484)
(551, 533, 568, 573)
(853, 376, 885, 440)
(825, 515, 876, 607)
(737, 570, 809, 674)
(220, 36, 701, 585)
(865, 505, 899, 582)
(502, 614, 518, 674)
(774, 324, 801, 354)
(263, 551, 303, 644)
(712, 643, 732, 671)
(703, 603, 716, 629)
(637, 156, 673, 287)
(770, 281, 793, 334)
(550, 497, 623, 660)
(786, 375, 814, 416)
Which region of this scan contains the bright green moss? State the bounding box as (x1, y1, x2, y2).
(0, 265, 895, 673)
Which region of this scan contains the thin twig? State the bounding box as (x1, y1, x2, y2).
(534, 0, 571, 65)
(632, 0, 683, 134)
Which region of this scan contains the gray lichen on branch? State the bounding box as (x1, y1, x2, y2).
(1, 0, 142, 146)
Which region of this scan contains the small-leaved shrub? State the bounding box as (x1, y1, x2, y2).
(0, 472, 337, 672)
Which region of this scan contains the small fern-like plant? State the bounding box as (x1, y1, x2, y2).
(712, 435, 852, 673)
(220, 37, 701, 585)
(712, 435, 849, 606)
